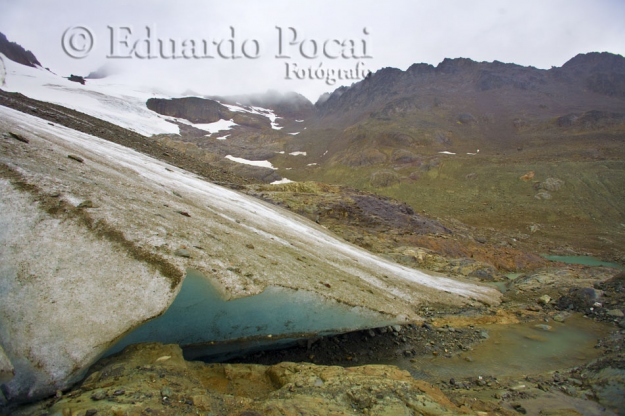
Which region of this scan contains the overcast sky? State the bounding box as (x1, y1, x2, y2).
(1, 0, 624, 102)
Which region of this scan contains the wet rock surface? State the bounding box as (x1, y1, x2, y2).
(226, 321, 489, 367)
(10, 343, 472, 416)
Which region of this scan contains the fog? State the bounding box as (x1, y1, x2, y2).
(0, 0, 623, 101)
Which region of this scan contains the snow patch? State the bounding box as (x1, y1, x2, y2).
(193, 119, 237, 134)
(288, 132, 300, 136)
(220, 102, 282, 130)
(270, 178, 294, 185)
(439, 151, 456, 155)
(0, 53, 178, 136)
(225, 155, 277, 170)
(289, 151, 307, 156)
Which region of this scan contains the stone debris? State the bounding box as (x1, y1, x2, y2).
(11, 343, 469, 416)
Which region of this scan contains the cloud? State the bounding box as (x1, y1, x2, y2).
(0, 0, 623, 101)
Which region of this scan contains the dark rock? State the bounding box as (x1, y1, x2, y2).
(77, 200, 94, 209)
(90, 390, 106, 401)
(146, 97, 232, 124)
(0, 32, 41, 67)
(67, 75, 86, 85)
(556, 287, 599, 312)
(391, 149, 418, 163)
(434, 131, 452, 145)
(457, 113, 477, 125)
(232, 112, 271, 130)
(67, 154, 84, 163)
(597, 272, 625, 292)
(8, 132, 29, 144)
(469, 267, 498, 280)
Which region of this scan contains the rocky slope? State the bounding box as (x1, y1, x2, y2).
(130, 52, 625, 260)
(12, 343, 475, 416)
(0, 100, 499, 404)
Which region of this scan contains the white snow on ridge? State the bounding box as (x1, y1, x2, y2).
(220, 102, 283, 130)
(0, 54, 179, 136)
(194, 119, 237, 134)
(439, 151, 456, 155)
(249, 106, 282, 130)
(289, 151, 307, 156)
(225, 155, 278, 170)
(288, 132, 300, 136)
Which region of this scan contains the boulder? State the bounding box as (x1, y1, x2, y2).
(556, 288, 599, 312)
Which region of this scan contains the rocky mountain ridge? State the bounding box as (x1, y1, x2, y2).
(313, 52, 625, 127)
(0, 32, 40, 69)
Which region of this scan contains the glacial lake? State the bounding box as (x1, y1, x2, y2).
(105, 269, 399, 359)
(543, 255, 625, 270)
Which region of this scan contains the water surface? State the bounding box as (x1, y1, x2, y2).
(543, 255, 625, 270)
(399, 315, 610, 381)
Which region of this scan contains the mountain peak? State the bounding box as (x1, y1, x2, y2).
(0, 31, 41, 68)
(560, 51, 625, 73)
